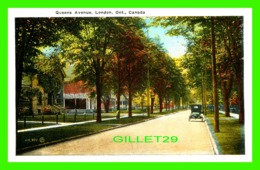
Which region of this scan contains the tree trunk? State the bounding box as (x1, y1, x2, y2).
(128, 90, 132, 118)
(151, 97, 155, 114)
(225, 18, 244, 124)
(202, 71, 207, 115)
(16, 61, 23, 113)
(141, 98, 144, 111)
(222, 81, 230, 117)
(221, 77, 233, 117)
(237, 78, 244, 124)
(116, 54, 121, 111)
(95, 59, 102, 123)
(159, 95, 163, 113)
(127, 64, 132, 118)
(16, 27, 28, 150)
(211, 17, 220, 132)
(103, 96, 110, 113)
(16, 23, 27, 115)
(116, 93, 120, 111)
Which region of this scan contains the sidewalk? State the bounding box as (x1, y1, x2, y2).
(18, 113, 147, 133)
(219, 111, 239, 119)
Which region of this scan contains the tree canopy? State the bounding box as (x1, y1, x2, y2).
(16, 16, 244, 126)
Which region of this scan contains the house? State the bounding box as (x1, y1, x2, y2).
(63, 81, 131, 114)
(20, 66, 65, 115)
(63, 81, 96, 114)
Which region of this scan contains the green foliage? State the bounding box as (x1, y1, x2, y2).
(16, 18, 65, 75)
(34, 55, 64, 94)
(60, 17, 151, 117)
(16, 17, 83, 117)
(146, 37, 188, 108)
(151, 16, 243, 108)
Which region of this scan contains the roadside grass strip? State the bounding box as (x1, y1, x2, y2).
(17, 110, 183, 154)
(17, 116, 158, 154)
(206, 113, 245, 155)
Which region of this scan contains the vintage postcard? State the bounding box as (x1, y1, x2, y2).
(8, 8, 252, 162)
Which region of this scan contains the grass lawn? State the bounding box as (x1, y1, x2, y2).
(206, 112, 245, 155)
(17, 109, 182, 153)
(17, 109, 181, 130)
(17, 122, 113, 153)
(17, 115, 162, 154)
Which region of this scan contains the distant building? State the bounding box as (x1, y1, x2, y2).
(20, 74, 46, 115)
(63, 81, 131, 113)
(63, 64, 129, 113)
(20, 67, 65, 115)
(63, 81, 96, 114)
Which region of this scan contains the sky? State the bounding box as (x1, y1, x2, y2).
(146, 24, 187, 58)
(42, 20, 188, 59)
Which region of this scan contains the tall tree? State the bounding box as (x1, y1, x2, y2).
(62, 18, 119, 122)
(152, 16, 244, 125)
(61, 18, 147, 121)
(211, 17, 220, 132)
(108, 17, 147, 116)
(110, 30, 147, 117)
(34, 53, 65, 105)
(218, 17, 244, 123)
(16, 18, 81, 113)
(16, 18, 57, 114)
(216, 40, 234, 117)
(146, 39, 186, 113)
(122, 32, 147, 117)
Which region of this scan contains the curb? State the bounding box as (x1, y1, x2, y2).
(204, 117, 222, 155)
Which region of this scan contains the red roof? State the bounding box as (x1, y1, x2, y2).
(64, 81, 90, 94)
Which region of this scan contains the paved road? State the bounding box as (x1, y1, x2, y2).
(22, 110, 215, 155)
